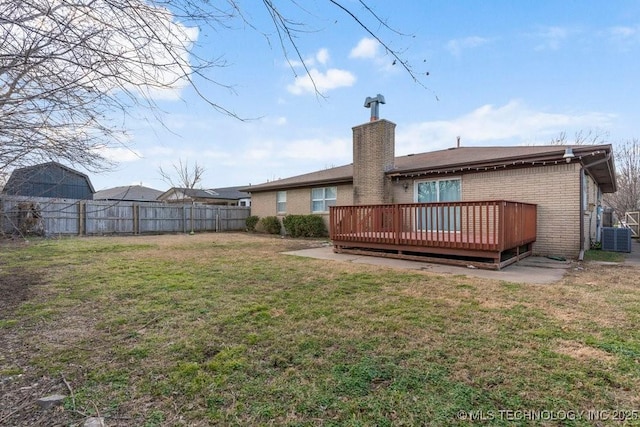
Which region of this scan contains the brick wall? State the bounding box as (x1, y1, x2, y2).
(392, 180, 417, 204)
(249, 184, 353, 229)
(463, 163, 581, 257)
(390, 163, 584, 257)
(249, 191, 275, 219)
(352, 119, 395, 205)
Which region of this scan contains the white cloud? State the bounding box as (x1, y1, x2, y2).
(285, 47, 355, 95)
(162, 114, 215, 131)
(144, 147, 173, 158)
(287, 47, 331, 69)
(7, 1, 199, 103)
(287, 68, 356, 95)
(446, 36, 490, 57)
(316, 48, 330, 65)
(396, 100, 615, 154)
(282, 137, 351, 161)
(83, 3, 199, 100)
(243, 140, 274, 162)
(200, 150, 232, 160)
(610, 26, 638, 38)
(349, 37, 380, 59)
(96, 146, 142, 162)
(533, 26, 571, 51)
(262, 116, 287, 126)
(608, 25, 640, 49)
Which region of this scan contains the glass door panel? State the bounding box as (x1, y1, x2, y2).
(416, 179, 461, 231)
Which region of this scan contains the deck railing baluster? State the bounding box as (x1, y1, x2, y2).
(329, 200, 536, 268)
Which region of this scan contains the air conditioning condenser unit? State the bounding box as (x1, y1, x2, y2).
(601, 227, 632, 253)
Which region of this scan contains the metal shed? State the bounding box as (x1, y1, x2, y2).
(2, 162, 94, 200)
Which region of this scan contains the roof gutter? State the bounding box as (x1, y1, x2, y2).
(241, 177, 352, 193)
(582, 151, 615, 192)
(388, 151, 585, 179)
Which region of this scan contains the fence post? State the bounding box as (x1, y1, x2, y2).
(190, 203, 194, 233)
(210, 206, 215, 232)
(182, 205, 186, 233)
(78, 201, 84, 236)
(133, 204, 139, 235)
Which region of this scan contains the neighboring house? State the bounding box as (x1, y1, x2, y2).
(93, 185, 163, 202)
(2, 161, 95, 200)
(243, 118, 616, 260)
(158, 186, 251, 206)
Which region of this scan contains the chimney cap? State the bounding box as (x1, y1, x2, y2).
(364, 94, 385, 108)
(364, 94, 386, 121)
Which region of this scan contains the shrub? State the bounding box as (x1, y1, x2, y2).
(245, 215, 259, 232)
(256, 216, 282, 235)
(282, 215, 328, 238)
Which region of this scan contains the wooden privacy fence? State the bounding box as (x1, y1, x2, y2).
(0, 195, 250, 236)
(623, 212, 639, 238)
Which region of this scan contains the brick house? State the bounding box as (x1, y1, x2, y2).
(158, 186, 251, 206)
(244, 118, 616, 260)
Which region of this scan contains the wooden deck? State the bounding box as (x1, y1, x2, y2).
(329, 201, 537, 270)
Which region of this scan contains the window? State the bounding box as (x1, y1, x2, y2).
(276, 191, 287, 213)
(311, 187, 337, 213)
(415, 178, 461, 231)
(415, 178, 461, 203)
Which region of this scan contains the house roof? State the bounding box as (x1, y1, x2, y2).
(242, 144, 617, 193)
(93, 185, 163, 201)
(208, 186, 252, 200)
(3, 161, 95, 193)
(158, 186, 251, 201)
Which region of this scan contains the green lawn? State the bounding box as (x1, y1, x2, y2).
(583, 249, 626, 263)
(1, 233, 639, 426)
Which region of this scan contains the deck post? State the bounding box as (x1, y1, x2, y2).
(394, 204, 401, 245)
(499, 201, 505, 252)
(329, 201, 537, 270)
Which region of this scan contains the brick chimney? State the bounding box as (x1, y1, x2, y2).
(352, 118, 396, 205)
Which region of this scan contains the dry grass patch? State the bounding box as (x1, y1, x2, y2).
(554, 339, 616, 362)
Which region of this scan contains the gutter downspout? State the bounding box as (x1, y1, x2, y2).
(578, 152, 613, 261)
(579, 169, 585, 261)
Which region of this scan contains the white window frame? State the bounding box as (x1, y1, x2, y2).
(311, 186, 337, 213)
(276, 191, 287, 214)
(413, 178, 462, 232)
(414, 177, 461, 203)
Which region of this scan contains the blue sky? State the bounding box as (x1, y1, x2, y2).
(90, 1, 640, 191)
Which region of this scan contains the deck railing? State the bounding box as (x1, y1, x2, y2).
(330, 200, 537, 253)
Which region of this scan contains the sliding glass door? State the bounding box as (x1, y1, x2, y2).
(416, 178, 461, 231)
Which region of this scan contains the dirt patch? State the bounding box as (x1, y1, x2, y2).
(0, 267, 38, 318)
(0, 268, 72, 426)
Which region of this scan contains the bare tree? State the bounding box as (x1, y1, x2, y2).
(549, 129, 608, 145)
(1, 1, 428, 175)
(1, 0, 210, 174)
(604, 138, 640, 219)
(159, 159, 205, 189)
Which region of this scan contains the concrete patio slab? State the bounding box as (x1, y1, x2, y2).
(624, 239, 640, 267)
(283, 246, 572, 285)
